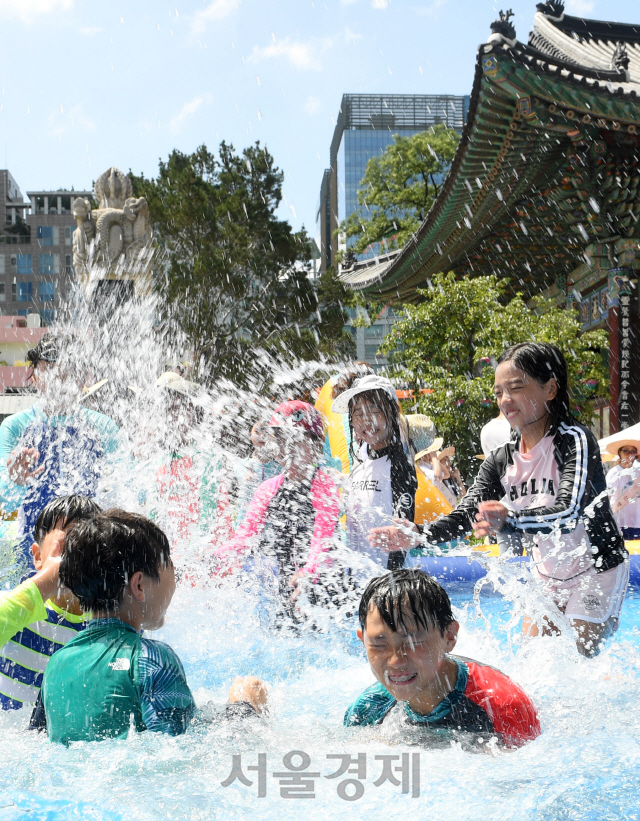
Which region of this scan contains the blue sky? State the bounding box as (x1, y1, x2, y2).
(0, 0, 637, 245)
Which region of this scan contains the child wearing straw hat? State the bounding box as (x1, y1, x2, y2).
(415, 441, 465, 509)
(605, 436, 640, 540)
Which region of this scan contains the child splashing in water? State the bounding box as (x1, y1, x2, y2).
(369, 343, 628, 657)
(0, 332, 119, 569)
(43, 510, 267, 744)
(331, 374, 418, 573)
(346, 570, 540, 748)
(213, 402, 341, 623)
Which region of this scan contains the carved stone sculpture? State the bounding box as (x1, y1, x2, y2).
(72, 167, 153, 296)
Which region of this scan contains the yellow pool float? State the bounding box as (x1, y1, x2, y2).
(473, 540, 640, 558)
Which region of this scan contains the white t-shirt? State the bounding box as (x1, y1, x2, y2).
(607, 461, 640, 529)
(346, 444, 394, 568)
(501, 433, 593, 581)
(481, 415, 512, 457)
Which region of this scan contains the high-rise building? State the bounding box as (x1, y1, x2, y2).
(316, 94, 469, 370)
(0, 169, 92, 326)
(317, 94, 470, 274)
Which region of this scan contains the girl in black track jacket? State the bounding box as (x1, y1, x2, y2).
(369, 343, 628, 657)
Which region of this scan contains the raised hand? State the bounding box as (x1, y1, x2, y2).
(367, 518, 420, 552)
(472, 500, 508, 538)
(7, 447, 43, 485)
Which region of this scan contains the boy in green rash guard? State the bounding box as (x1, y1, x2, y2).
(0, 495, 101, 715)
(42, 510, 268, 744)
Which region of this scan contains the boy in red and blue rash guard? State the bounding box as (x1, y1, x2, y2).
(345, 570, 540, 748)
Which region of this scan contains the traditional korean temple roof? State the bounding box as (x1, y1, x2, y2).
(340, 1, 640, 300)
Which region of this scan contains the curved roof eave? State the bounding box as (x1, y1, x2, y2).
(342, 8, 640, 300)
(338, 54, 486, 297)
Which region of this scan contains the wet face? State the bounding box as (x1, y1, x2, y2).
(31, 518, 66, 569)
(619, 445, 638, 468)
(350, 395, 393, 451)
(358, 604, 458, 706)
(271, 427, 293, 466)
(271, 428, 320, 471)
(166, 392, 198, 445)
(251, 423, 267, 450)
(32, 360, 84, 406)
(140, 558, 176, 631)
(251, 422, 278, 463)
(494, 361, 557, 434)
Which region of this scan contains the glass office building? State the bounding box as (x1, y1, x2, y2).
(0, 170, 92, 324)
(317, 94, 470, 273)
(316, 94, 469, 370)
(339, 127, 448, 260)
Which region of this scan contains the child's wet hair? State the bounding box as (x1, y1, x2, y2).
(497, 342, 571, 428)
(359, 569, 454, 636)
(26, 330, 77, 369)
(26, 330, 88, 383)
(34, 495, 102, 545)
(60, 509, 171, 611)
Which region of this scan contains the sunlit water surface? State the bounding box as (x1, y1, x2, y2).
(1, 577, 639, 821)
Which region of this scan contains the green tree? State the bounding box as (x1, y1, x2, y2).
(381, 273, 608, 480)
(338, 125, 460, 257)
(131, 143, 353, 387)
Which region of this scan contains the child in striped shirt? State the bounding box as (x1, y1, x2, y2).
(0, 495, 100, 715)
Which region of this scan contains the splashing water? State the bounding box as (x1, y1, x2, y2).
(1, 580, 639, 819)
(0, 261, 639, 820)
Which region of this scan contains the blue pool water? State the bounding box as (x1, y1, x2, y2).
(1, 577, 639, 821)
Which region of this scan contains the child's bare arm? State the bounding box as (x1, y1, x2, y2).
(0, 576, 49, 646)
(30, 551, 64, 604)
(0, 539, 65, 645)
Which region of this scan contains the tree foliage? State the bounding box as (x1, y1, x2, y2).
(381, 273, 609, 480)
(131, 143, 354, 387)
(339, 125, 460, 257)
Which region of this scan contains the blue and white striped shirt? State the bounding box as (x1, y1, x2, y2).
(0, 577, 86, 710)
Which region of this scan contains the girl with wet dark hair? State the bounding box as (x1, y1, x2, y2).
(497, 342, 572, 429)
(332, 374, 417, 572)
(368, 342, 628, 658)
(328, 362, 375, 472)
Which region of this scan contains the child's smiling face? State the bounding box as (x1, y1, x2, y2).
(358, 604, 458, 710)
(493, 360, 557, 433)
(350, 395, 392, 451)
